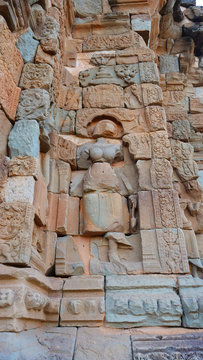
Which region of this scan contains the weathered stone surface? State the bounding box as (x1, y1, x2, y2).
(139, 62, 159, 84)
(70, 170, 86, 197)
(83, 84, 124, 108)
(34, 15, 60, 40)
(151, 159, 173, 189)
(9, 156, 39, 180)
(139, 190, 183, 229)
(0, 327, 77, 359)
(0, 16, 24, 85)
(83, 31, 146, 51)
(60, 276, 105, 326)
(19, 63, 53, 91)
(0, 155, 8, 186)
(48, 159, 71, 194)
(171, 139, 199, 181)
(51, 105, 75, 134)
(77, 139, 123, 170)
(35, 44, 55, 67)
(159, 55, 179, 74)
(0, 59, 21, 120)
(81, 192, 129, 235)
(116, 46, 155, 64)
(79, 64, 140, 87)
(145, 106, 166, 132)
(16, 88, 50, 122)
(123, 133, 151, 160)
(184, 229, 200, 259)
(151, 131, 171, 159)
(0, 202, 34, 265)
(90, 233, 142, 275)
(2, 176, 35, 204)
(57, 86, 82, 110)
(73, 0, 102, 18)
(76, 108, 147, 138)
(141, 228, 189, 274)
(56, 194, 79, 235)
(83, 163, 120, 193)
(16, 27, 39, 63)
(74, 327, 132, 360)
(132, 333, 203, 360)
(124, 84, 143, 109)
(172, 119, 191, 141)
(41, 37, 58, 55)
(0, 265, 63, 331)
(142, 84, 163, 106)
(0, 110, 12, 156)
(178, 275, 203, 328)
(106, 275, 182, 327)
(8, 120, 39, 158)
(55, 236, 84, 276)
(46, 192, 58, 232)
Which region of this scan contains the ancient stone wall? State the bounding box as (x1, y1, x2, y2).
(0, 0, 203, 346)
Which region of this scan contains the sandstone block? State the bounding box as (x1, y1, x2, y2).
(56, 135, 77, 169)
(123, 133, 151, 160)
(139, 62, 159, 84)
(83, 31, 145, 51)
(73, 0, 102, 17)
(16, 89, 50, 122)
(151, 131, 171, 159)
(0, 328, 77, 359)
(19, 63, 53, 91)
(0, 202, 34, 265)
(34, 15, 60, 40)
(83, 84, 124, 108)
(190, 97, 203, 114)
(159, 55, 179, 74)
(132, 333, 203, 360)
(55, 236, 84, 276)
(2, 176, 35, 204)
(131, 14, 151, 45)
(0, 59, 21, 120)
(56, 195, 79, 235)
(74, 327, 132, 360)
(141, 228, 189, 274)
(79, 64, 140, 88)
(9, 156, 39, 180)
(116, 46, 155, 65)
(189, 113, 203, 132)
(90, 233, 142, 275)
(33, 172, 47, 226)
(35, 45, 55, 67)
(57, 86, 82, 110)
(0, 16, 24, 85)
(142, 84, 163, 106)
(41, 38, 58, 55)
(32, 226, 57, 274)
(60, 276, 105, 326)
(46, 192, 58, 232)
(76, 108, 147, 137)
(0, 110, 12, 156)
(48, 159, 71, 194)
(106, 275, 182, 327)
(172, 119, 191, 141)
(70, 170, 86, 197)
(145, 106, 166, 132)
(81, 193, 129, 235)
(83, 163, 120, 193)
(51, 105, 75, 134)
(0, 265, 63, 331)
(16, 27, 39, 63)
(150, 158, 173, 189)
(184, 229, 200, 259)
(8, 120, 39, 158)
(0, 155, 8, 185)
(171, 139, 199, 181)
(178, 275, 203, 328)
(139, 190, 183, 229)
(124, 84, 143, 109)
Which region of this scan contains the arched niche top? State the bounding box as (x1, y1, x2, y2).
(87, 117, 123, 139)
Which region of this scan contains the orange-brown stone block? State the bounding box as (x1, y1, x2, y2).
(0, 59, 21, 120)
